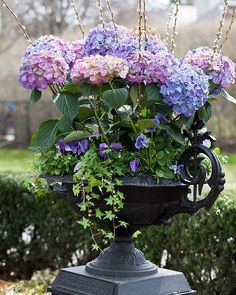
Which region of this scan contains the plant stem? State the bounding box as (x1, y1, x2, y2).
(89, 98, 110, 145)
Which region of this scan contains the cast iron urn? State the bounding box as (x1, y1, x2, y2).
(44, 116, 225, 295)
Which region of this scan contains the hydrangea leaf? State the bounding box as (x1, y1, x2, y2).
(76, 106, 94, 122)
(58, 116, 74, 132)
(137, 119, 158, 130)
(221, 89, 236, 105)
(145, 84, 162, 101)
(159, 123, 184, 143)
(198, 102, 212, 123)
(64, 130, 91, 142)
(80, 83, 98, 96)
(61, 84, 82, 94)
(103, 88, 128, 109)
(38, 120, 59, 147)
(53, 93, 80, 120)
(30, 89, 42, 103)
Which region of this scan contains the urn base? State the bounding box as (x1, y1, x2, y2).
(48, 266, 196, 295)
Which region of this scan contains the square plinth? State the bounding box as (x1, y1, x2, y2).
(48, 266, 196, 295)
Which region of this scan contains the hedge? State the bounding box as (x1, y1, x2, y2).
(0, 173, 235, 294)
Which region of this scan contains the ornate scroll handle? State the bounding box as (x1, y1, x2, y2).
(178, 112, 225, 211)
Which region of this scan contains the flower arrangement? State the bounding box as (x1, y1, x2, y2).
(8, 0, 236, 248)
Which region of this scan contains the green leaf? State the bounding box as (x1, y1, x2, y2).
(182, 115, 195, 128)
(53, 93, 80, 120)
(61, 84, 81, 94)
(156, 103, 172, 115)
(80, 83, 98, 96)
(29, 130, 39, 151)
(58, 116, 74, 132)
(76, 106, 94, 122)
(30, 89, 41, 103)
(137, 119, 158, 130)
(198, 102, 212, 123)
(159, 123, 184, 143)
(64, 130, 91, 142)
(130, 85, 139, 106)
(103, 88, 128, 109)
(132, 230, 142, 238)
(104, 210, 115, 221)
(95, 208, 104, 220)
(38, 120, 58, 147)
(145, 84, 162, 101)
(221, 89, 236, 104)
(77, 217, 90, 229)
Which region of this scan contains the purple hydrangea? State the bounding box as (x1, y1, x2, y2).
(84, 22, 134, 58)
(135, 134, 149, 149)
(130, 159, 140, 173)
(58, 139, 89, 156)
(160, 64, 210, 117)
(70, 39, 86, 66)
(182, 46, 236, 88)
(19, 50, 69, 90)
(127, 51, 179, 84)
(23, 35, 70, 62)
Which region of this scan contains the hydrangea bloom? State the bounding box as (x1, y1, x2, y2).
(23, 35, 70, 61)
(70, 39, 86, 65)
(127, 51, 179, 84)
(85, 22, 134, 58)
(160, 64, 209, 117)
(70, 55, 129, 85)
(19, 50, 69, 90)
(183, 47, 236, 88)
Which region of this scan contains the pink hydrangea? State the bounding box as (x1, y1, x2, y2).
(19, 50, 69, 91)
(70, 39, 86, 64)
(127, 51, 179, 84)
(183, 47, 236, 88)
(70, 55, 129, 85)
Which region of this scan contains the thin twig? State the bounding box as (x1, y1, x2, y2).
(143, 0, 148, 42)
(219, 9, 236, 53)
(170, 1, 180, 54)
(106, 0, 118, 42)
(163, 3, 175, 47)
(138, 0, 143, 62)
(1, 0, 31, 43)
(70, 0, 85, 38)
(213, 0, 229, 55)
(96, 0, 105, 28)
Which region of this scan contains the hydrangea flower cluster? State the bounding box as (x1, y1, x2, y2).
(160, 64, 210, 117)
(23, 35, 70, 60)
(127, 51, 179, 84)
(70, 39, 86, 65)
(70, 55, 129, 85)
(183, 47, 236, 88)
(84, 22, 134, 58)
(19, 50, 69, 90)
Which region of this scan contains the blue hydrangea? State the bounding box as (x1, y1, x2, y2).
(84, 22, 134, 58)
(160, 64, 210, 117)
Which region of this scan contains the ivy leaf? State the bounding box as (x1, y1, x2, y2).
(53, 93, 80, 120)
(77, 217, 90, 229)
(145, 84, 162, 101)
(104, 210, 115, 221)
(95, 208, 104, 220)
(30, 89, 41, 103)
(105, 196, 114, 206)
(38, 120, 59, 147)
(103, 88, 128, 109)
(64, 130, 91, 142)
(221, 89, 236, 104)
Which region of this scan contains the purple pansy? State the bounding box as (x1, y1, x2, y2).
(110, 143, 123, 151)
(170, 164, 184, 175)
(130, 159, 140, 173)
(135, 134, 149, 149)
(58, 139, 89, 156)
(149, 113, 168, 132)
(98, 142, 123, 159)
(74, 162, 81, 172)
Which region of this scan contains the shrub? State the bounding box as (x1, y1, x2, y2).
(0, 173, 235, 294)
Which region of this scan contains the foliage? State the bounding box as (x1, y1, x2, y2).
(0, 172, 236, 294)
(0, 173, 96, 281)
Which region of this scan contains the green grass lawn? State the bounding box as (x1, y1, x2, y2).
(0, 149, 235, 189)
